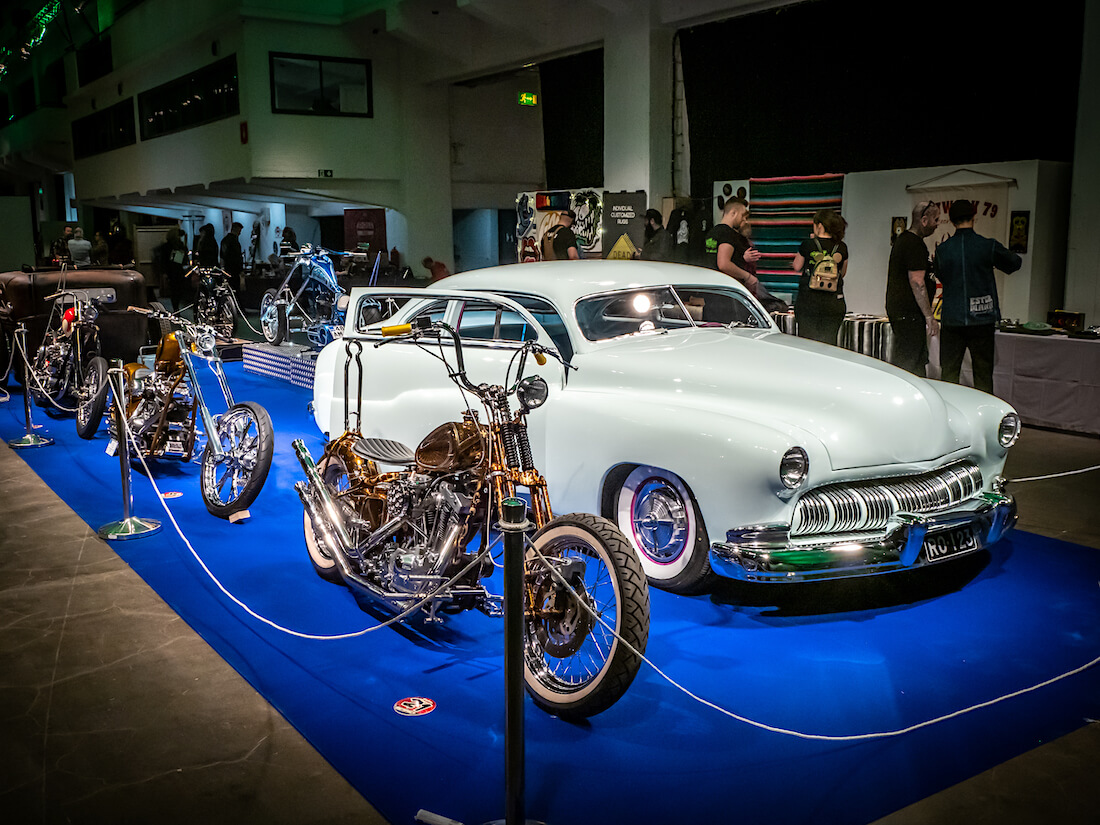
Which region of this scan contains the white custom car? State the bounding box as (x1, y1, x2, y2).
(311, 260, 1018, 594)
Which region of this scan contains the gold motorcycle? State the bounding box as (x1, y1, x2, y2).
(293, 318, 650, 719)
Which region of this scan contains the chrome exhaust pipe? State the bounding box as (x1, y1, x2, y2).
(292, 439, 424, 613)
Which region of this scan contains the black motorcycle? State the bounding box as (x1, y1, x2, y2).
(190, 266, 237, 339)
(27, 289, 109, 416)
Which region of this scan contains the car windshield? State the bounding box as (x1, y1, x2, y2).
(574, 285, 767, 341)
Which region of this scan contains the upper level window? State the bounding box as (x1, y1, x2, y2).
(138, 55, 239, 141)
(72, 98, 136, 159)
(270, 53, 372, 117)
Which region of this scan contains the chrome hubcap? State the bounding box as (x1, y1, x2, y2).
(631, 478, 689, 563)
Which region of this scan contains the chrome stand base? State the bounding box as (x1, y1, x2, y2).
(8, 433, 54, 449)
(98, 517, 162, 541)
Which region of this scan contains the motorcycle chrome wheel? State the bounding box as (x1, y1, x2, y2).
(200, 401, 274, 518)
(524, 512, 650, 719)
(75, 356, 110, 440)
(259, 288, 288, 345)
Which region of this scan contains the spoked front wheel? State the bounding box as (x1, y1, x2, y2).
(200, 401, 274, 518)
(524, 512, 650, 719)
(75, 356, 110, 439)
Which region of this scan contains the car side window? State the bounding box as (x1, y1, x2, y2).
(356, 297, 442, 332)
(502, 294, 574, 362)
(457, 300, 537, 343)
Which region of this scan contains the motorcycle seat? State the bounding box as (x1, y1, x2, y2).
(352, 437, 416, 465)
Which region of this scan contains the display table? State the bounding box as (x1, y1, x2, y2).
(993, 331, 1100, 436)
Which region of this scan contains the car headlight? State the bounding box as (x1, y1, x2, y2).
(516, 375, 549, 412)
(998, 412, 1021, 447)
(780, 446, 809, 489)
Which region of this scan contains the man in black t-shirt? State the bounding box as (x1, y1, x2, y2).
(886, 200, 940, 376)
(704, 199, 762, 295)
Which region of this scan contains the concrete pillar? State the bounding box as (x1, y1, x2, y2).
(602, 0, 674, 209)
(397, 49, 455, 275)
(1064, 0, 1100, 323)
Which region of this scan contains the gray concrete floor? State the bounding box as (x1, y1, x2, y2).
(1, 393, 1099, 823)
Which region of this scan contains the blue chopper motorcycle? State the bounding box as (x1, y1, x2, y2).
(259, 245, 351, 349)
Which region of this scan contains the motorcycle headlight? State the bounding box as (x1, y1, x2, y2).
(998, 412, 1021, 448)
(516, 375, 549, 412)
(780, 447, 809, 489)
(193, 329, 217, 355)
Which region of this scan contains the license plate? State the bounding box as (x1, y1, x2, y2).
(925, 524, 979, 562)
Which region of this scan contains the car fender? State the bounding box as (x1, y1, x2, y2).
(543, 389, 815, 539)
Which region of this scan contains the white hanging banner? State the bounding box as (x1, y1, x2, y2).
(912, 182, 1011, 253)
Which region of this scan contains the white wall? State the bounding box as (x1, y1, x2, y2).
(841, 160, 1070, 323)
(449, 73, 545, 210)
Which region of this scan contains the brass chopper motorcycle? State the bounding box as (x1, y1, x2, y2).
(79, 305, 275, 520)
(293, 318, 650, 719)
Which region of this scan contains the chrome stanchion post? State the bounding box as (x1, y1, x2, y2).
(8, 324, 54, 449)
(98, 360, 161, 540)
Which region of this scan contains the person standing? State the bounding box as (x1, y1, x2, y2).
(542, 210, 580, 261)
(886, 200, 940, 376)
(196, 223, 219, 267)
(791, 210, 849, 345)
(91, 231, 109, 265)
(220, 221, 245, 294)
(161, 226, 189, 310)
(67, 227, 93, 267)
(935, 198, 1022, 395)
(639, 209, 673, 261)
(704, 199, 762, 296)
(51, 226, 74, 265)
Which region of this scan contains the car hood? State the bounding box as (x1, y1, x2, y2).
(576, 328, 972, 470)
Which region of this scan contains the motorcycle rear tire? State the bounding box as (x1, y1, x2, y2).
(302, 453, 350, 584)
(523, 512, 650, 719)
(200, 401, 274, 518)
(260, 289, 288, 346)
(75, 356, 110, 440)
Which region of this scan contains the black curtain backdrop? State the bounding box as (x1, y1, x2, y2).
(540, 49, 604, 190)
(677, 0, 1084, 196)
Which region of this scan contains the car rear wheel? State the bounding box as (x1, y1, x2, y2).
(614, 465, 715, 595)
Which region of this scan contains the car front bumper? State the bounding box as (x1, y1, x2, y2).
(709, 491, 1017, 583)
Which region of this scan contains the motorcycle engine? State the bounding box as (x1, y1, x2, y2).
(379, 476, 474, 591)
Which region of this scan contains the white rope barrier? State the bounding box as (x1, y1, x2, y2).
(526, 539, 1100, 742)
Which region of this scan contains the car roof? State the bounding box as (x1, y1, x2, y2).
(426, 259, 750, 307)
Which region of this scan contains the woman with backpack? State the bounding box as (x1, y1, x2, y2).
(791, 209, 849, 345)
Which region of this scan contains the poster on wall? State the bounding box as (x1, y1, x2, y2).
(516, 189, 603, 261)
(344, 208, 387, 256)
(712, 180, 750, 225)
(602, 191, 647, 259)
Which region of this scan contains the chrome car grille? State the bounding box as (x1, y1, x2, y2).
(791, 460, 983, 536)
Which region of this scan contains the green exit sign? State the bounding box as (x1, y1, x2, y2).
(518, 92, 538, 106)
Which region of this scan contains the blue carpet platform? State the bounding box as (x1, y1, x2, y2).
(3, 362, 1099, 825)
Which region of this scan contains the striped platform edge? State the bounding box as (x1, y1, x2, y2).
(242, 342, 317, 389)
